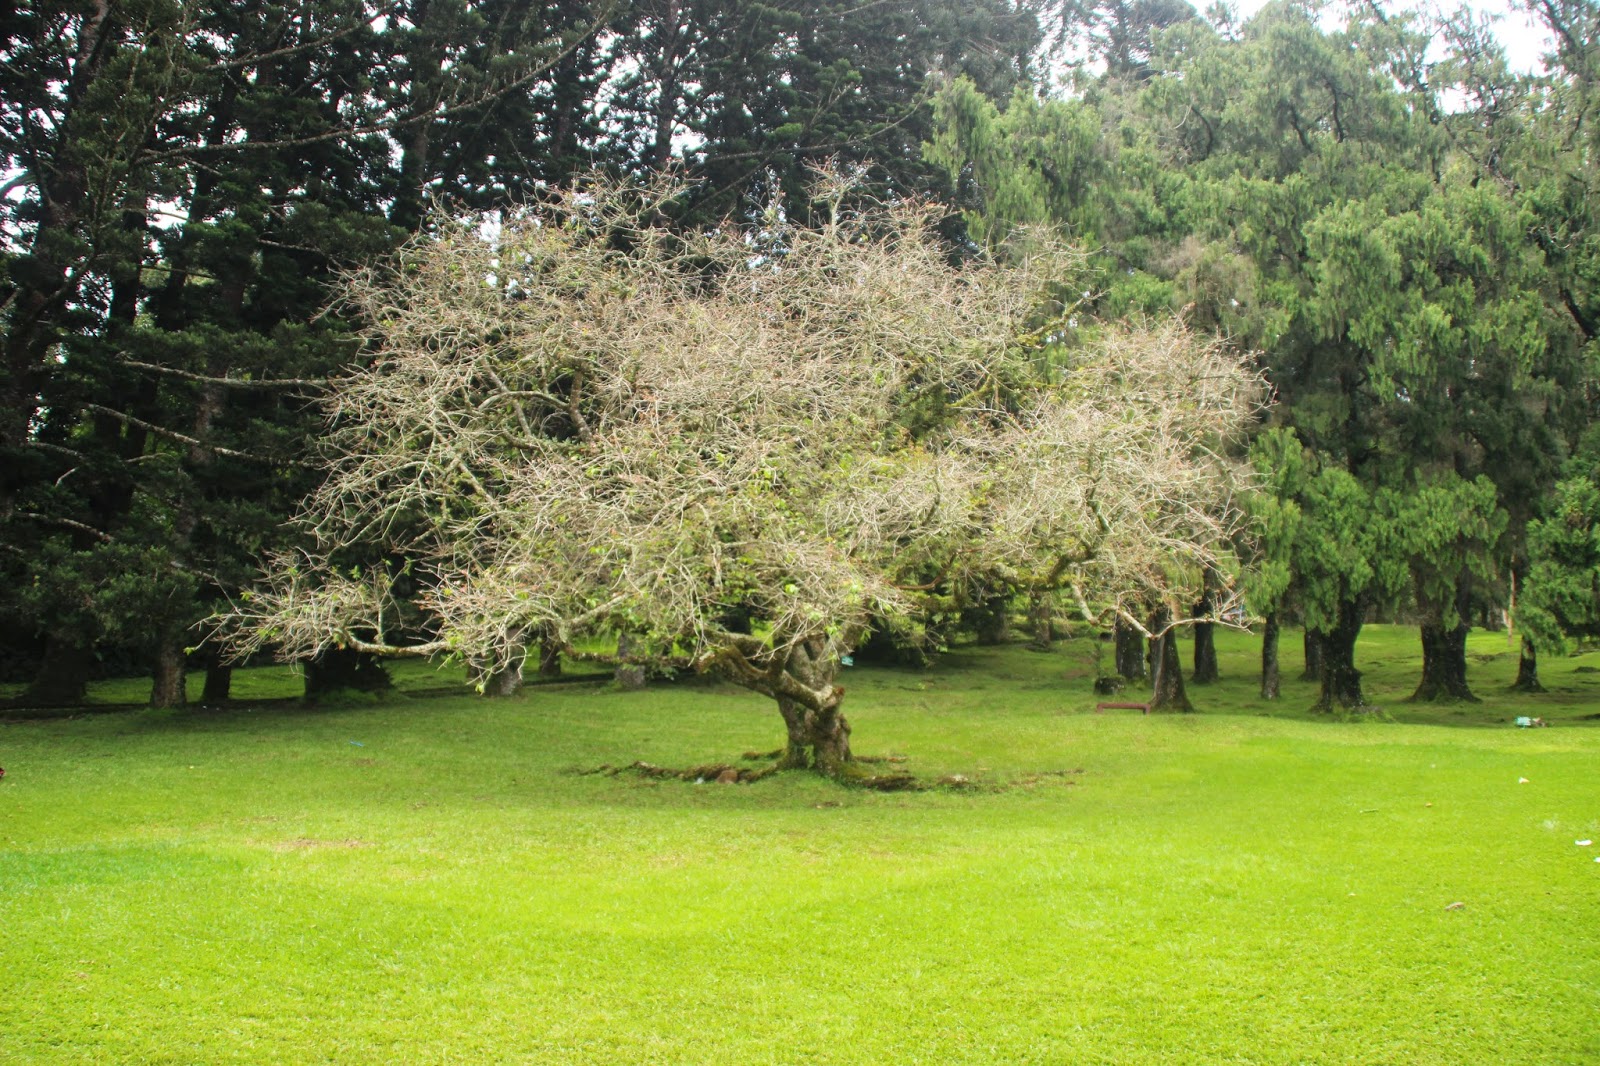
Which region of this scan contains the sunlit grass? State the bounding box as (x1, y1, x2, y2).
(2, 626, 1598, 1064)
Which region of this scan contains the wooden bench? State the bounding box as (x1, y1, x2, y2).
(1094, 701, 1150, 715)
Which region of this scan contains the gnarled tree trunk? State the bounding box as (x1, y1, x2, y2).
(771, 638, 852, 775)
(1260, 613, 1280, 700)
(1148, 605, 1193, 712)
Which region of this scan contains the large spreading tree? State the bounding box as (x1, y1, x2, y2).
(225, 172, 1257, 775)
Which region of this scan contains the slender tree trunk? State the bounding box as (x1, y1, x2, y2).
(1260, 613, 1281, 700)
(1148, 605, 1193, 712)
(1301, 628, 1324, 682)
(1411, 581, 1477, 702)
(149, 631, 188, 709)
(1511, 637, 1543, 693)
(1192, 579, 1219, 683)
(1313, 600, 1366, 712)
(1114, 618, 1146, 680)
(18, 634, 93, 706)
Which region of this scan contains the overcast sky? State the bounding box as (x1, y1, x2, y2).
(1227, 0, 1555, 72)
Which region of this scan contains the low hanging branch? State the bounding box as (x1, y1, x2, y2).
(116, 358, 330, 391)
(225, 168, 1261, 779)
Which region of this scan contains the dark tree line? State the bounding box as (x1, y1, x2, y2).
(0, 0, 1038, 706)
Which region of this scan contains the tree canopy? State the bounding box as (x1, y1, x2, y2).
(225, 172, 1258, 774)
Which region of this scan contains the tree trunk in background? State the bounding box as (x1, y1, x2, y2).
(615, 632, 646, 690)
(481, 662, 523, 697)
(1511, 637, 1543, 693)
(1260, 614, 1281, 700)
(1302, 628, 1324, 682)
(1411, 621, 1476, 701)
(1115, 618, 1146, 680)
(149, 631, 187, 709)
(201, 660, 233, 703)
(1411, 582, 1476, 702)
(1312, 600, 1366, 712)
(1027, 591, 1054, 649)
(1191, 572, 1219, 683)
(304, 648, 392, 700)
(18, 635, 93, 706)
(1148, 605, 1193, 712)
(967, 591, 1012, 645)
(537, 639, 562, 679)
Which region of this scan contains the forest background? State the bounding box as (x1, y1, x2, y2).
(6, 0, 1600, 718)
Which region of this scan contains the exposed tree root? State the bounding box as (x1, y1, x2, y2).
(581, 759, 1082, 794)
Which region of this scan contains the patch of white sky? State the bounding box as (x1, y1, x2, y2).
(1227, 0, 1553, 72)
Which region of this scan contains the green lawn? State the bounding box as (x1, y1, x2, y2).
(2, 626, 1598, 1064)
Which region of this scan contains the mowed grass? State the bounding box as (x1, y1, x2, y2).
(2, 625, 1598, 1065)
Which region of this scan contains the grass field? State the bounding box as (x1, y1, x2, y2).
(2, 625, 1598, 1064)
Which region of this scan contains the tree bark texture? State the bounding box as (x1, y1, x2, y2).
(1148, 605, 1193, 712)
(1114, 618, 1146, 680)
(1260, 614, 1281, 700)
(149, 631, 188, 709)
(1511, 637, 1543, 693)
